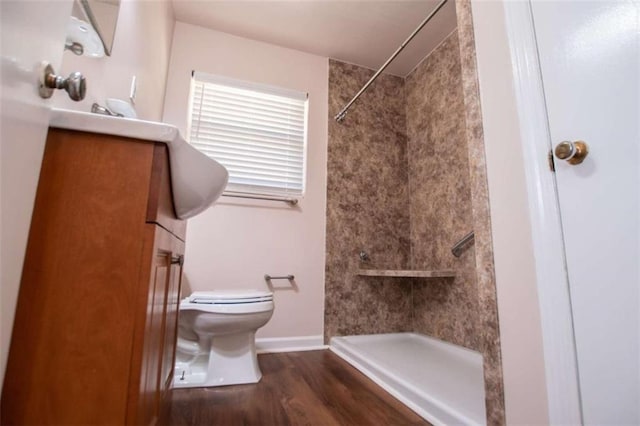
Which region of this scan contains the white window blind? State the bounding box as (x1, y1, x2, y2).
(188, 71, 308, 197)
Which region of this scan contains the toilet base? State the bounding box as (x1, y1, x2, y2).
(173, 331, 262, 388)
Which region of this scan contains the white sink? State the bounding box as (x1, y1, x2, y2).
(49, 108, 228, 219)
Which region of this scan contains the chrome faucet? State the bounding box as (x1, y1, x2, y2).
(91, 103, 123, 117)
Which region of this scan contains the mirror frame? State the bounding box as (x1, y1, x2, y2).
(78, 0, 120, 56)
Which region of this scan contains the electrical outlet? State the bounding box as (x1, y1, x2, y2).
(129, 75, 137, 104)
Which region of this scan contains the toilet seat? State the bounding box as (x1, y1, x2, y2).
(181, 290, 274, 314)
(189, 290, 273, 304)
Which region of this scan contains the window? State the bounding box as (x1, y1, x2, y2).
(187, 72, 308, 198)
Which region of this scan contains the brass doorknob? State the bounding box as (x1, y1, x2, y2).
(554, 140, 589, 165)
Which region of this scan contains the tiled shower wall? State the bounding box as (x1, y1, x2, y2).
(406, 32, 481, 350)
(325, 33, 481, 354)
(324, 60, 413, 340)
(325, 25, 505, 425)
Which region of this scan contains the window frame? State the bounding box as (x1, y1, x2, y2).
(186, 71, 310, 199)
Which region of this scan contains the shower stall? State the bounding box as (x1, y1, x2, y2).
(324, 1, 503, 424)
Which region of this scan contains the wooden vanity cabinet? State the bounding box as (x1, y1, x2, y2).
(1, 129, 186, 425)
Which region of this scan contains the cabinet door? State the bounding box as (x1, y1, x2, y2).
(138, 225, 184, 426)
(140, 245, 171, 426)
(161, 253, 183, 394)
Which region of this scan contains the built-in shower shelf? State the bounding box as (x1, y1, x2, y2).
(356, 269, 455, 278)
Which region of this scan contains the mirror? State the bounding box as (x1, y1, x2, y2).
(73, 0, 121, 56)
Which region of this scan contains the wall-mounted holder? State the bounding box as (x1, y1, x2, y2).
(451, 231, 475, 257)
(264, 274, 294, 281)
(264, 274, 298, 292)
(356, 269, 455, 279)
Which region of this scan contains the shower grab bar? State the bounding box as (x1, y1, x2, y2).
(222, 191, 298, 205)
(334, 0, 448, 122)
(264, 274, 295, 281)
(451, 231, 475, 257)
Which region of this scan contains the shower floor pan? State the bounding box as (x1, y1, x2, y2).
(330, 333, 486, 426)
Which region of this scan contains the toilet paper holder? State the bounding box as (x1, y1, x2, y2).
(264, 274, 294, 281)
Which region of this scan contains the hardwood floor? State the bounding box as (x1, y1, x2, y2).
(167, 350, 429, 425)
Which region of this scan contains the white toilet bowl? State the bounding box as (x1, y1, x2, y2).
(173, 289, 274, 388)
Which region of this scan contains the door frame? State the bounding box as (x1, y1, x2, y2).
(502, 2, 582, 424)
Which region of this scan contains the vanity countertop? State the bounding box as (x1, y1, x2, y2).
(50, 108, 180, 143)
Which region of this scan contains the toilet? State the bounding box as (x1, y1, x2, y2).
(173, 289, 274, 388)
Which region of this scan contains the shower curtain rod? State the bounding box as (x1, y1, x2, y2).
(334, 0, 448, 122)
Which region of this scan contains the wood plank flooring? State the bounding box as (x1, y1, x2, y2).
(167, 350, 429, 425)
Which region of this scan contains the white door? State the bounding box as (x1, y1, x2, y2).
(0, 0, 73, 383)
(531, 1, 639, 424)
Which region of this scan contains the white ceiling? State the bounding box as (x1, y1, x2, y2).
(171, 1, 458, 77)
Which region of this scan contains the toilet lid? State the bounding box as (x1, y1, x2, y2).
(189, 289, 273, 304)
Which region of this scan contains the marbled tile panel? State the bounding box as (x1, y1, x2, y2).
(405, 31, 481, 351)
(324, 18, 506, 423)
(324, 60, 413, 343)
(456, 1, 506, 423)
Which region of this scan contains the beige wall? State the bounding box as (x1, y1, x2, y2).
(471, 1, 549, 424)
(163, 22, 328, 339)
(54, 0, 175, 121)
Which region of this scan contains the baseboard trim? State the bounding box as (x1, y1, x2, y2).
(256, 335, 327, 354)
